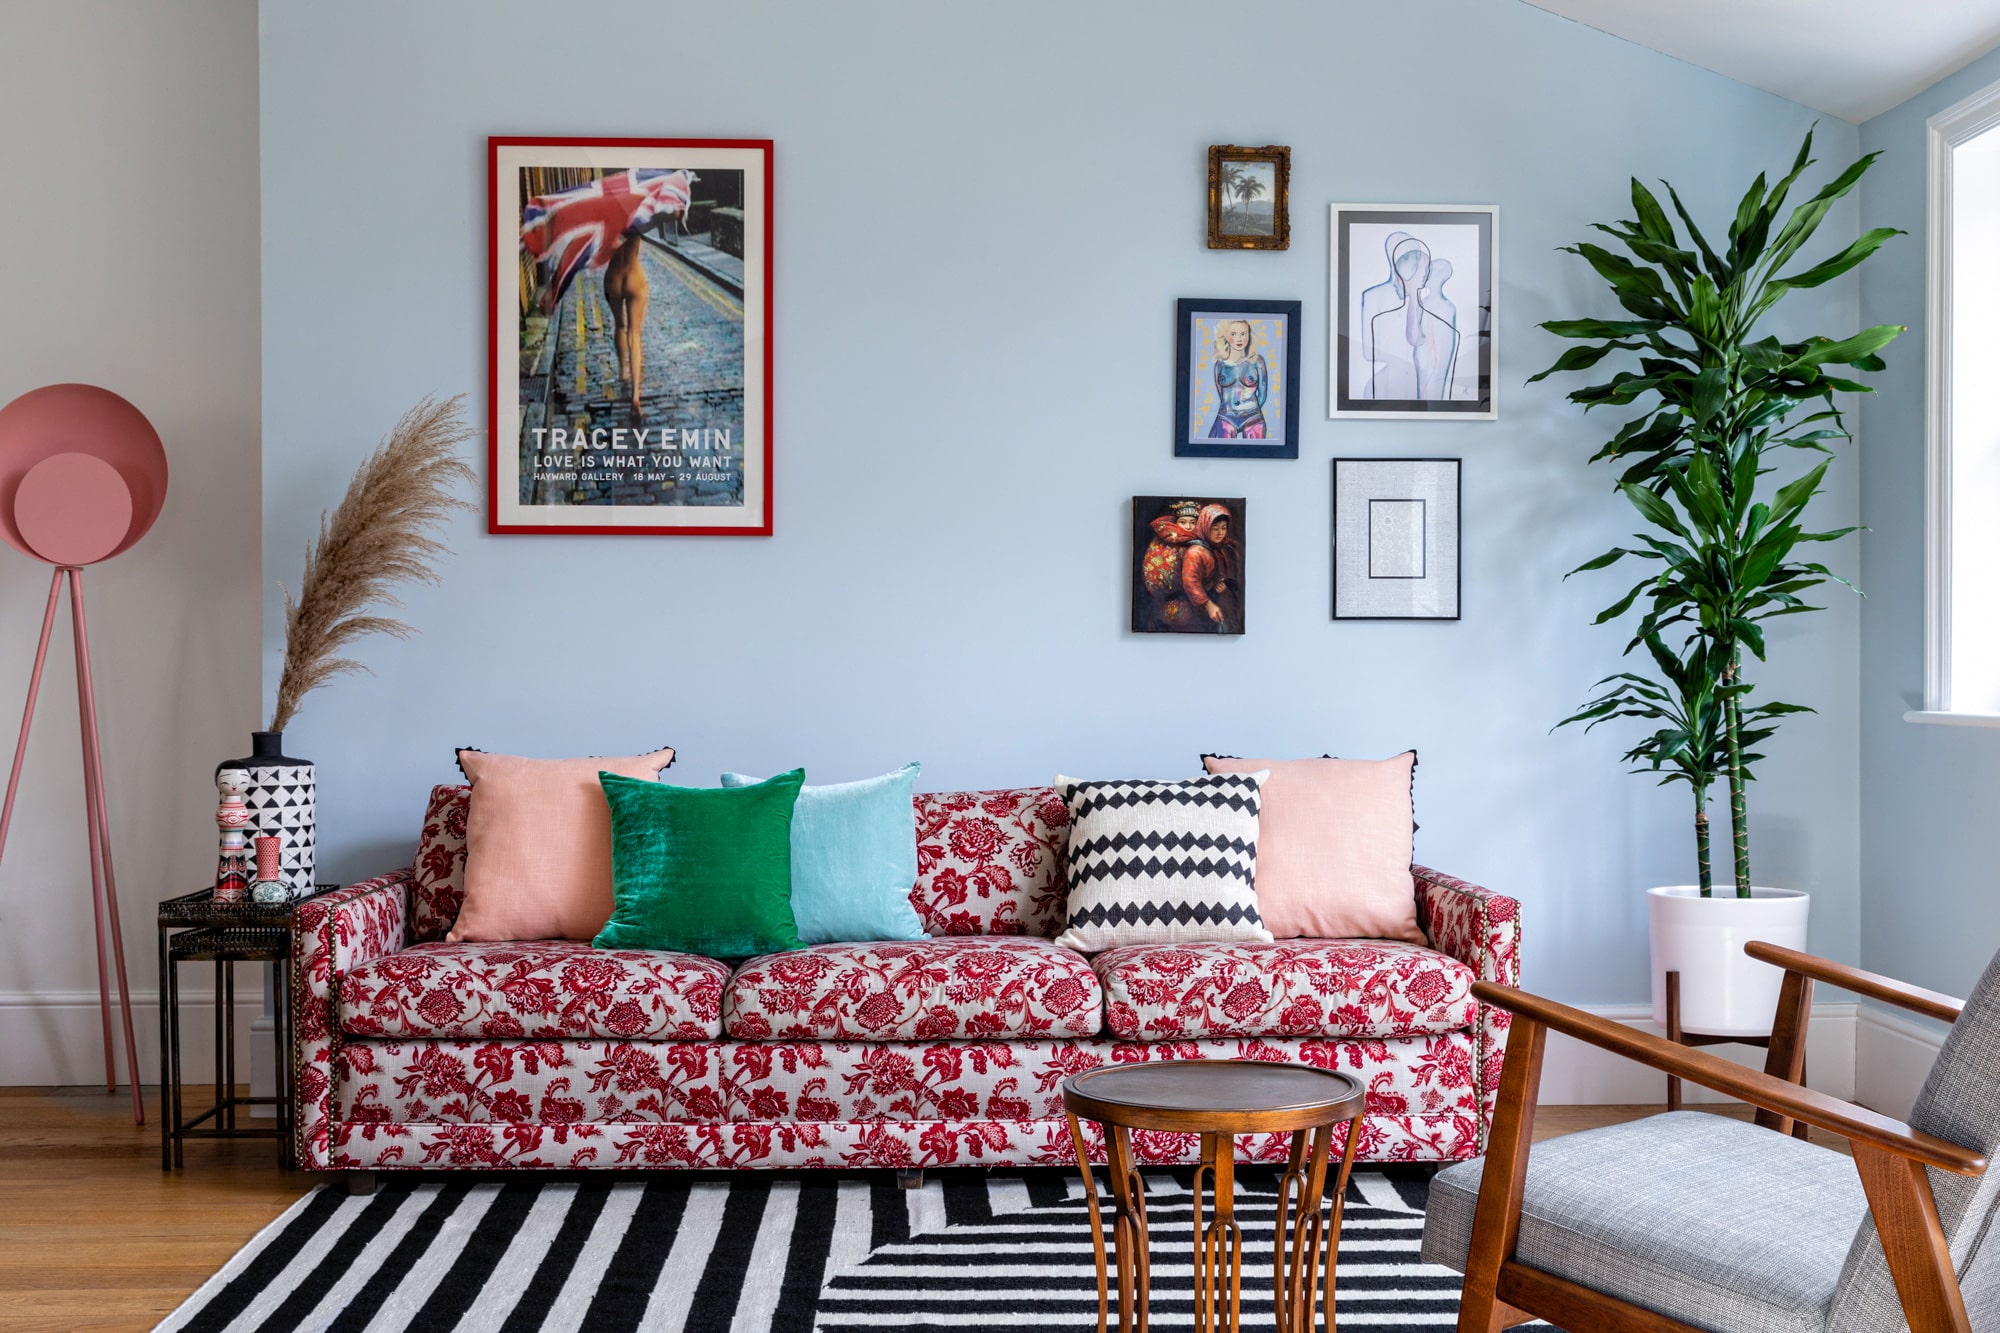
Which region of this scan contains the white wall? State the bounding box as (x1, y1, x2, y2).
(262, 0, 1863, 1010)
(0, 0, 263, 1084)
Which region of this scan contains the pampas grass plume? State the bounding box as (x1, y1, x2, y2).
(270, 395, 477, 733)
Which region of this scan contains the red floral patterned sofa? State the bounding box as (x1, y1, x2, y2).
(291, 786, 1520, 1174)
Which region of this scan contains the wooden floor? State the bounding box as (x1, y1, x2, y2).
(0, 1088, 1843, 1332)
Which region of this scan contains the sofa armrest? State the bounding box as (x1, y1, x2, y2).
(291, 869, 412, 1170)
(1413, 865, 1521, 1151)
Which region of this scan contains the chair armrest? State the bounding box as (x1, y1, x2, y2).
(291, 869, 412, 1170)
(1415, 867, 1522, 1154)
(1745, 941, 1963, 1024)
(1474, 980, 1987, 1176)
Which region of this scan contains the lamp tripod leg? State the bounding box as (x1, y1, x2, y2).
(67, 569, 117, 1096)
(69, 569, 144, 1125)
(0, 568, 63, 867)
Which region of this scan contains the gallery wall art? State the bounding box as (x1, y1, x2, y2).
(1174, 298, 1301, 460)
(1132, 496, 1246, 635)
(1207, 145, 1290, 250)
(1329, 205, 1496, 420)
(488, 137, 773, 535)
(1331, 458, 1460, 620)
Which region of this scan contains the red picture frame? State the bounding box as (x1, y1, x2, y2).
(488, 136, 774, 535)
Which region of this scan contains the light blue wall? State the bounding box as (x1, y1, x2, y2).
(260, 0, 1863, 1003)
(1858, 47, 2000, 999)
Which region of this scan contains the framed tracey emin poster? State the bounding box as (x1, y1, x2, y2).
(1332, 458, 1460, 620)
(489, 137, 773, 535)
(1329, 205, 1496, 420)
(1175, 298, 1301, 460)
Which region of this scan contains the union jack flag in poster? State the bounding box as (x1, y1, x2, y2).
(519, 168, 696, 312)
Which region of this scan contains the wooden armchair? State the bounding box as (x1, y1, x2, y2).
(1421, 942, 2000, 1333)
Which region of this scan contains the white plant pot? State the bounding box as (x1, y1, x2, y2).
(1647, 885, 1811, 1037)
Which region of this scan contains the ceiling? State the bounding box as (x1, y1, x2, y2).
(1522, 0, 2000, 122)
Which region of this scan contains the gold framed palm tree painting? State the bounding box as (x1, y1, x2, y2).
(1207, 145, 1289, 250)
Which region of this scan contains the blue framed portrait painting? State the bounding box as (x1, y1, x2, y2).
(1174, 297, 1301, 459)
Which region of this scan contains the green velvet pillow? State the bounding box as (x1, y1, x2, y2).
(593, 768, 805, 957)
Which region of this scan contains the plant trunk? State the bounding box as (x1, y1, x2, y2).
(1725, 652, 1751, 898)
(1694, 795, 1713, 896)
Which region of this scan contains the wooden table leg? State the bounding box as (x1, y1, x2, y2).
(1216, 1134, 1240, 1331)
(1276, 1123, 1335, 1332)
(1322, 1116, 1364, 1330)
(1194, 1132, 1241, 1331)
(1105, 1122, 1149, 1333)
(1068, 1113, 1110, 1333)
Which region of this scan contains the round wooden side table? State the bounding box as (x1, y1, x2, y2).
(1062, 1060, 1367, 1333)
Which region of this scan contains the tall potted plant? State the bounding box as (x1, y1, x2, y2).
(1540, 129, 1901, 1033)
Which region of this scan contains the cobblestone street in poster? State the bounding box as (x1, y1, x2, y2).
(523, 241, 744, 507)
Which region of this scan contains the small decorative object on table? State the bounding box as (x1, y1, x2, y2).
(156, 886, 326, 1169)
(1063, 1059, 1365, 1333)
(249, 834, 287, 905)
(217, 733, 315, 900)
(213, 769, 252, 903)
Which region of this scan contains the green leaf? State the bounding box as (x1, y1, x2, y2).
(1528, 340, 1641, 384)
(1632, 178, 1677, 245)
(1691, 366, 1729, 427)
(1730, 171, 1769, 246)
(1774, 227, 1903, 289)
(1665, 183, 1727, 282)
(1793, 324, 1904, 368)
(1543, 318, 1667, 340)
(1567, 548, 1633, 577)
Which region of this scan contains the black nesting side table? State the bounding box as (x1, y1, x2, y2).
(156, 888, 325, 1170)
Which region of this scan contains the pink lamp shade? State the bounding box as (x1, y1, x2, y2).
(0, 385, 167, 565)
(15, 455, 132, 566)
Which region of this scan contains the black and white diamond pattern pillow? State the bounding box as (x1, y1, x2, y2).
(1053, 772, 1271, 951)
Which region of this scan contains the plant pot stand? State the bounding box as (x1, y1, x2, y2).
(1663, 970, 1809, 1139)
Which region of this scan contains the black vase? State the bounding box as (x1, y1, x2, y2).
(217, 731, 316, 900)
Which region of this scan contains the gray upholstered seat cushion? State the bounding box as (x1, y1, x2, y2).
(1423, 1111, 1866, 1333)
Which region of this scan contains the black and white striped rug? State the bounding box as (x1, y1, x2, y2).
(158, 1167, 1500, 1332)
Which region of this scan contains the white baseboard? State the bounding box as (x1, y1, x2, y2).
(1854, 1004, 1948, 1119)
(0, 989, 267, 1086)
(1538, 1002, 1858, 1105)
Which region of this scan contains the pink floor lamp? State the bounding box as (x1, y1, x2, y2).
(0, 384, 168, 1125)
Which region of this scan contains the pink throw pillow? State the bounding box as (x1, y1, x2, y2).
(1202, 752, 1423, 943)
(447, 747, 676, 942)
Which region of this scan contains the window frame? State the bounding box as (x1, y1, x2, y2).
(1917, 77, 2000, 723)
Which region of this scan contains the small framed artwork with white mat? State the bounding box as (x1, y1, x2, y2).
(1332, 457, 1460, 620)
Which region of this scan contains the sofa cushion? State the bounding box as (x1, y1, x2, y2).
(450, 747, 677, 943)
(723, 938, 1102, 1040)
(1094, 939, 1476, 1039)
(911, 788, 1071, 937)
(1423, 1112, 1865, 1333)
(1201, 752, 1423, 943)
(340, 940, 730, 1040)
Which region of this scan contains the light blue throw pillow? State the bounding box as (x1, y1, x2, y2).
(720, 762, 925, 944)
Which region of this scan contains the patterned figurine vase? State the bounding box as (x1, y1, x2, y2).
(217, 731, 316, 900)
(249, 834, 288, 905)
(214, 769, 252, 902)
